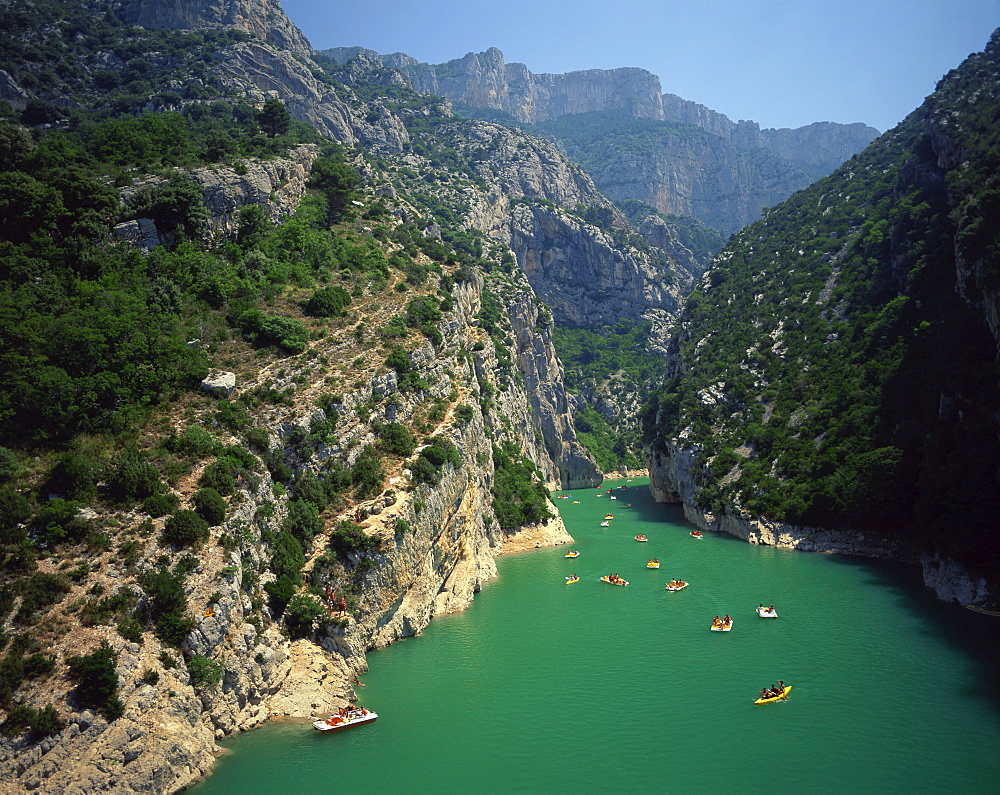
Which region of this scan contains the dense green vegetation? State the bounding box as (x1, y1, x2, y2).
(1, 1, 251, 109)
(645, 31, 1000, 580)
(552, 321, 662, 471)
(491, 442, 553, 531)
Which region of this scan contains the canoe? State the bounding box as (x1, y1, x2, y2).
(754, 685, 792, 705)
(600, 576, 629, 586)
(964, 604, 1000, 616)
(565, 576, 580, 584)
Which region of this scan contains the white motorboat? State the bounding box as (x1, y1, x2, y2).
(313, 706, 378, 732)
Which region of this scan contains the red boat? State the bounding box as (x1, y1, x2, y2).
(690, 531, 703, 539)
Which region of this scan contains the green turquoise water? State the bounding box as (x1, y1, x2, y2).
(192, 479, 1000, 793)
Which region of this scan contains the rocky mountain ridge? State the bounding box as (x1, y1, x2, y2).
(321, 45, 879, 233)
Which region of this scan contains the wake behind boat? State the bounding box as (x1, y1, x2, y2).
(314, 705, 377, 732)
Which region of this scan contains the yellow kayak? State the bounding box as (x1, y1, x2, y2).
(754, 685, 792, 705)
(565, 576, 580, 584)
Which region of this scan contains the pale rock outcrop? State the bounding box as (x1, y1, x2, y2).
(118, 0, 314, 59)
(115, 144, 319, 249)
(322, 46, 665, 125)
(201, 370, 236, 398)
(921, 556, 994, 606)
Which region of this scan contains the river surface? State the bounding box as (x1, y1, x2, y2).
(192, 478, 1000, 793)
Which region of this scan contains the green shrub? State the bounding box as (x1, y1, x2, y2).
(187, 654, 223, 689)
(47, 452, 100, 501)
(104, 447, 162, 503)
(0, 486, 31, 543)
(143, 491, 179, 518)
(384, 345, 411, 373)
(192, 487, 227, 526)
(305, 285, 352, 317)
(328, 520, 380, 557)
(245, 427, 270, 451)
(0, 447, 18, 481)
(491, 442, 553, 531)
(117, 618, 143, 644)
(264, 573, 296, 615)
(284, 594, 326, 639)
(33, 498, 88, 545)
(282, 499, 323, 544)
(235, 309, 309, 354)
(165, 426, 219, 459)
(138, 567, 193, 648)
(66, 641, 123, 720)
(162, 510, 209, 547)
(378, 422, 416, 457)
(351, 449, 384, 498)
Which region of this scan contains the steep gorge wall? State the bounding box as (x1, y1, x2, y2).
(0, 260, 585, 793)
(647, 440, 994, 606)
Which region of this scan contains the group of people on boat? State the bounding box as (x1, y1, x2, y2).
(758, 681, 786, 700)
(666, 579, 687, 588)
(635, 534, 647, 541)
(605, 573, 627, 585)
(712, 614, 732, 628)
(329, 704, 367, 722)
(647, 558, 659, 566)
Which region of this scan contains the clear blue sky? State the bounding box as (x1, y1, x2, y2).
(278, 0, 998, 132)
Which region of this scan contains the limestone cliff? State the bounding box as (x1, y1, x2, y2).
(662, 93, 880, 181)
(115, 144, 320, 250)
(323, 46, 665, 125)
(322, 47, 877, 235)
(117, 0, 313, 58)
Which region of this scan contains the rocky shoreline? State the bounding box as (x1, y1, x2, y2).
(648, 442, 996, 608)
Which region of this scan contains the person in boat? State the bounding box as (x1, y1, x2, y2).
(713, 615, 721, 626)
(775, 680, 784, 694)
(768, 605, 774, 612)
(723, 614, 731, 625)
(759, 688, 771, 700)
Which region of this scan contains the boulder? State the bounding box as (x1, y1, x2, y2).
(201, 371, 236, 398)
